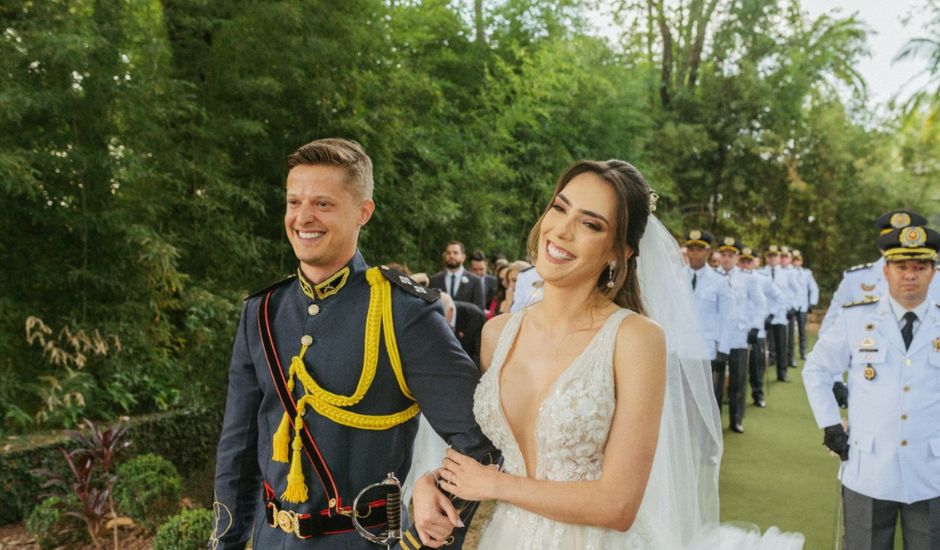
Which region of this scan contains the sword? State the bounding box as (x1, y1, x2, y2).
(351, 473, 402, 549)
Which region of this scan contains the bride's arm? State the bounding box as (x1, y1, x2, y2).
(440, 314, 666, 532)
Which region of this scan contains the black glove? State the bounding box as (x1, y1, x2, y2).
(787, 309, 797, 320)
(715, 352, 729, 364)
(747, 328, 759, 345)
(832, 381, 849, 409)
(765, 314, 774, 325)
(823, 424, 850, 461)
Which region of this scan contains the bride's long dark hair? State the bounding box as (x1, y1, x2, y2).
(526, 159, 651, 315)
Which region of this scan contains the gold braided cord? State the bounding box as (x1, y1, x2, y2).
(883, 247, 938, 260)
(380, 277, 415, 401)
(299, 394, 420, 431)
(291, 273, 383, 408)
(280, 267, 418, 431)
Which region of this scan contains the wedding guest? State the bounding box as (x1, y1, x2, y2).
(430, 241, 486, 310)
(487, 264, 511, 319)
(440, 292, 485, 369)
(509, 261, 541, 312)
(791, 250, 819, 360)
(804, 224, 940, 550)
(469, 249, 498, 306)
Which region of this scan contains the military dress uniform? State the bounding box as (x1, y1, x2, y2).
(510, 265, 543, 313)
(803, 227, 940, 549)
(791, 250, 819, 360)
(780, 247, 804, 368)
(212, 252, 497, 550)
(761, 245, 795, 380)
(684, 230, 735, 364)
(744, 247, 783, 405)
(716, 238, 767, 432)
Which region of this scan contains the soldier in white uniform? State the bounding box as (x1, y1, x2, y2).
(791, 250, 819, 360)
(745, 250, 783, 407)
(780, 246, 804, 368)
(803, 225, 940, 549)
(820, 210, 929, 332)
(761, 244, 795, 380)
(716, 237, 767, 433)
(684, 230, 735, 371)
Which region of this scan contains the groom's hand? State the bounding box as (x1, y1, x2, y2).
(412, 472, 462, 548)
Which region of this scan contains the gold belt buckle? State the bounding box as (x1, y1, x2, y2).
(269, 502, 301, 538)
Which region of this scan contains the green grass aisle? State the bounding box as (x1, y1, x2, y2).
(719, 328, 843, 548)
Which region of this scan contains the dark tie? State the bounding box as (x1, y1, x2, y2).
(771, 267, 776, 280)
(901, 311, 917, 350)
(450, 274, 457, 296)
(692, 272, 698, 290)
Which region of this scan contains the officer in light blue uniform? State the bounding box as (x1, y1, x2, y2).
(791, 250, 819, 360)
(743, 249, 782, 407)
(803, 225, 940, 549)
(510, 265, 542, 313)
(761, 245, 795, 380)
(715, 237, 766, 433)
(779, 246, 804, 368)
(820, 210, 930, 332)
(684, 230, 735, 366)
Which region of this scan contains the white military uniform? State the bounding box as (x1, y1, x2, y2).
(821, 257, 940, 332)
(510, 266, 543, 312)
(795, 266, 820, 313)
(717, 266, 767, 348)
(803, 297, 940, 504)
(687, 265, 735, 359)
(754, 270, 784, 337)
(760, 265, 793, 327)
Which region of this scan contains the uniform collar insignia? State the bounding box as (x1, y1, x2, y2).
(298, 267, 350, 301)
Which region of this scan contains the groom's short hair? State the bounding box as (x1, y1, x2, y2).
(287, 138, 374, 200)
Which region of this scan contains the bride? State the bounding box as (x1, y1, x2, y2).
(410, 159, 803, 549)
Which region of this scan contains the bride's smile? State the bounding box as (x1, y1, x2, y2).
(536, 172, 618, 289)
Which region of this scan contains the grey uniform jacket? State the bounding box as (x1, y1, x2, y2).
(212, 252, 496, 549)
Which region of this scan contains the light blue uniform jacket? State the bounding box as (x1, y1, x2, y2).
(803, 298, 940, 503)
(753, 271, 784, 338)
(687, 265, 735, 358)
(717, 267, 766, 349)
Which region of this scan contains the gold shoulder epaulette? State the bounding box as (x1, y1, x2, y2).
(843, 296, 879, 308)
(845, 263, 872, 273)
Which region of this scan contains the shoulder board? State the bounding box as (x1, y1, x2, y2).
(245, 274, 296, 301)
(843, 296, 879, 308)
(520, 265, 535, 273)
(379, 265, 440, 303)
(845, 263, 872, 273)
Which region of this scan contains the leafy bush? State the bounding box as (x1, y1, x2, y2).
(0, 408, 221, 525)
(153, 508, 214, 550)
(25, 494, 88, 550)
(114, 454, 181, 531)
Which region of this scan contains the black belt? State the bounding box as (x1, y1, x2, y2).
(263, 482, 389, 539)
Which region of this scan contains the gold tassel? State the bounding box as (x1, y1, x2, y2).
(281, 434, 308, 503)
(271, 413, 291, 463)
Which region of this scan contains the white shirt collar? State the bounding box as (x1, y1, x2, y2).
(888, 295, 929, 325)
(446, 266, 465, 278)
(691, 265, 711, 275)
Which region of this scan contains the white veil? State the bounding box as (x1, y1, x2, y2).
(634, 215, 723, 546)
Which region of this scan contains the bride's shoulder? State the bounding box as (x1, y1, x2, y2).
(615, 310, 665, 360)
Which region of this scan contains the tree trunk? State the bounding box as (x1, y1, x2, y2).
(649, 0, 674, 107)
(475, 0, 486, 46)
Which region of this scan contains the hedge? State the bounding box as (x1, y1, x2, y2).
(0, 408, 221, 525)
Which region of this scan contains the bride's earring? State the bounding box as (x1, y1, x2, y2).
(606, 260, 617, 289)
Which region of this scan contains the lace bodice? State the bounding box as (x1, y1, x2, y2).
(474, 308, 630, 482)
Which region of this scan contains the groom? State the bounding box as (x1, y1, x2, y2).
(211, 138, 496, 549)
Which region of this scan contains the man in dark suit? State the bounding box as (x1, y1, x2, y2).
(440, 292, 485, 369)
(429, 242, 486, 310)
(469, 249, 498, 307)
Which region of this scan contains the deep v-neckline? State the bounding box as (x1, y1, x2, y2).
(494, 309, 626, 478)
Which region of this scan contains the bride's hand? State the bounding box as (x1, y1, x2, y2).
(439, 448, 501, 501)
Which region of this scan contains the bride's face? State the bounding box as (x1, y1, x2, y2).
(537, 172, 619, 288)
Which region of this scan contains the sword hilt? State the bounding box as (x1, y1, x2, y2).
(352, 472, 402, 547)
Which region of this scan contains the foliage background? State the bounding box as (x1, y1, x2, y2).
(2, 0, 940, 436)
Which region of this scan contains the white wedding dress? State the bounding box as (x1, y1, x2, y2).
(473, 308, 669, 549)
